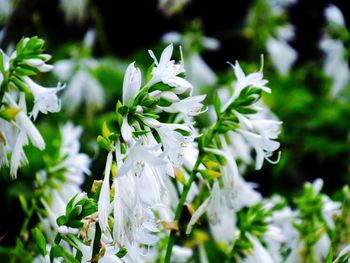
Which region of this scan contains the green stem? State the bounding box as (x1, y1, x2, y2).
(20, 200, 36, 241)
(164, 117, 221, 262)
(164, 154, 204, 263)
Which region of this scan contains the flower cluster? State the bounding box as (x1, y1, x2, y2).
(0, 37, 64, 178)
(320, 4, 350, 97)
(54, 30, 105, 114)
(246, 0, 298, 76)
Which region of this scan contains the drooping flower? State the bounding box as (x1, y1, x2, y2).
(23, 76, 65, 120)
(118, 139, 167, 177)
(161, 94, 206, 116)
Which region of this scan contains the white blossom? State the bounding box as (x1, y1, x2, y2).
(23, 77, 65, 120)
(147, 44, 193, 93)
(98, 152, 113, 232)
(122, 62, 142, 106)
(325, 4, 345, 27)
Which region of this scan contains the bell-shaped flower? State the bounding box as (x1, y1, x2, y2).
(5, 93, 45, 150)
(147, 44, 193, 93)
(325, 4, 345, 27)
(241, 234, 275, 263)
(23, 76, 65, 120)
(161, 94, 206, 116)
(267, 37, 297, 76)
(118, 139, 167, 177)
(121, 117, 135, 145)
(10, 131, 28, 178)
(238, 128, 280, 170)
(156, 123, 194, 167)
(223, 61, 270, 111)
(122, 62, 141, 106)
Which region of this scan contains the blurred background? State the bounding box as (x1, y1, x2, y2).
(0, 0, 349, 247)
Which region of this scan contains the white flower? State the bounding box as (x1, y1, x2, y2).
(223, 61, 270, 111)
(320, 38, 349, 97)
(334, 245, 350, 263)
(5, 93, 45, 150)
(10, 131, 28, 178)
(122, 62, 142, 106)
(60, 0, 88, 22)
(62, 69, 105, 113)
(156, 123, 194, 166)
(267, 37, 297, 76)
(118, 139, 167, 177)
(161, 94, 206, 116)
(23, 76, 65, 120)
(158, 0, 191, 16)
(241, 235, 275, 263)
(147, 44, 193, 93)
(98, 152, 113, 232)
(186, 196, 211, 234)
(235, 110, 282, 170)
(24, 57, 53, 72)
(162, 31, 218, 90)
(238, 128, 280, 170)
(50, 122, 91, 181)
(325, 4, 345, 27)
(99, 246, 123, 263)
(0, 0, 14, 23)
(121, 117, 135, 145)
(322, 195, 341, 229)
(187, 53, 217, 89)
(210, 204, 237, 246)
(171, 245, 193, 263)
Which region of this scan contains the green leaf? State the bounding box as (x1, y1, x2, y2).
(56, 215, 67, 226)
(50, 245, 79, 263)
(0, 51, 4, 74)
(133, 130, 150, 137)
(97, 135, 112, 151)
(10, 76, 31, 92)
(214, 92, 222, 116)
(65, 193, 78, 216)
(326, 248, 333, 263)
(32, 228, 47, 256)
(18, 195, 28, 214)
(235, 107, 257, 115)
(118, 105, 129, 116)
(116, 247, 128, 258)
(146, 63, 155, 83)
(68, 205, 83, 220)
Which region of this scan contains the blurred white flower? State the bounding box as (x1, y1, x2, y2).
(320, 38, 349, 97)
(158, 0, 191, 16)
(39, 123, 90, 235)
(60, 0, 88, 22)
(241, 234, 275, 263)
(171, 245, 193, 263)
(162, 31, 219, 90)
(55, 59, 105, 113)
(267, 37, 297, 76)
(325, 4, 345, 27)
